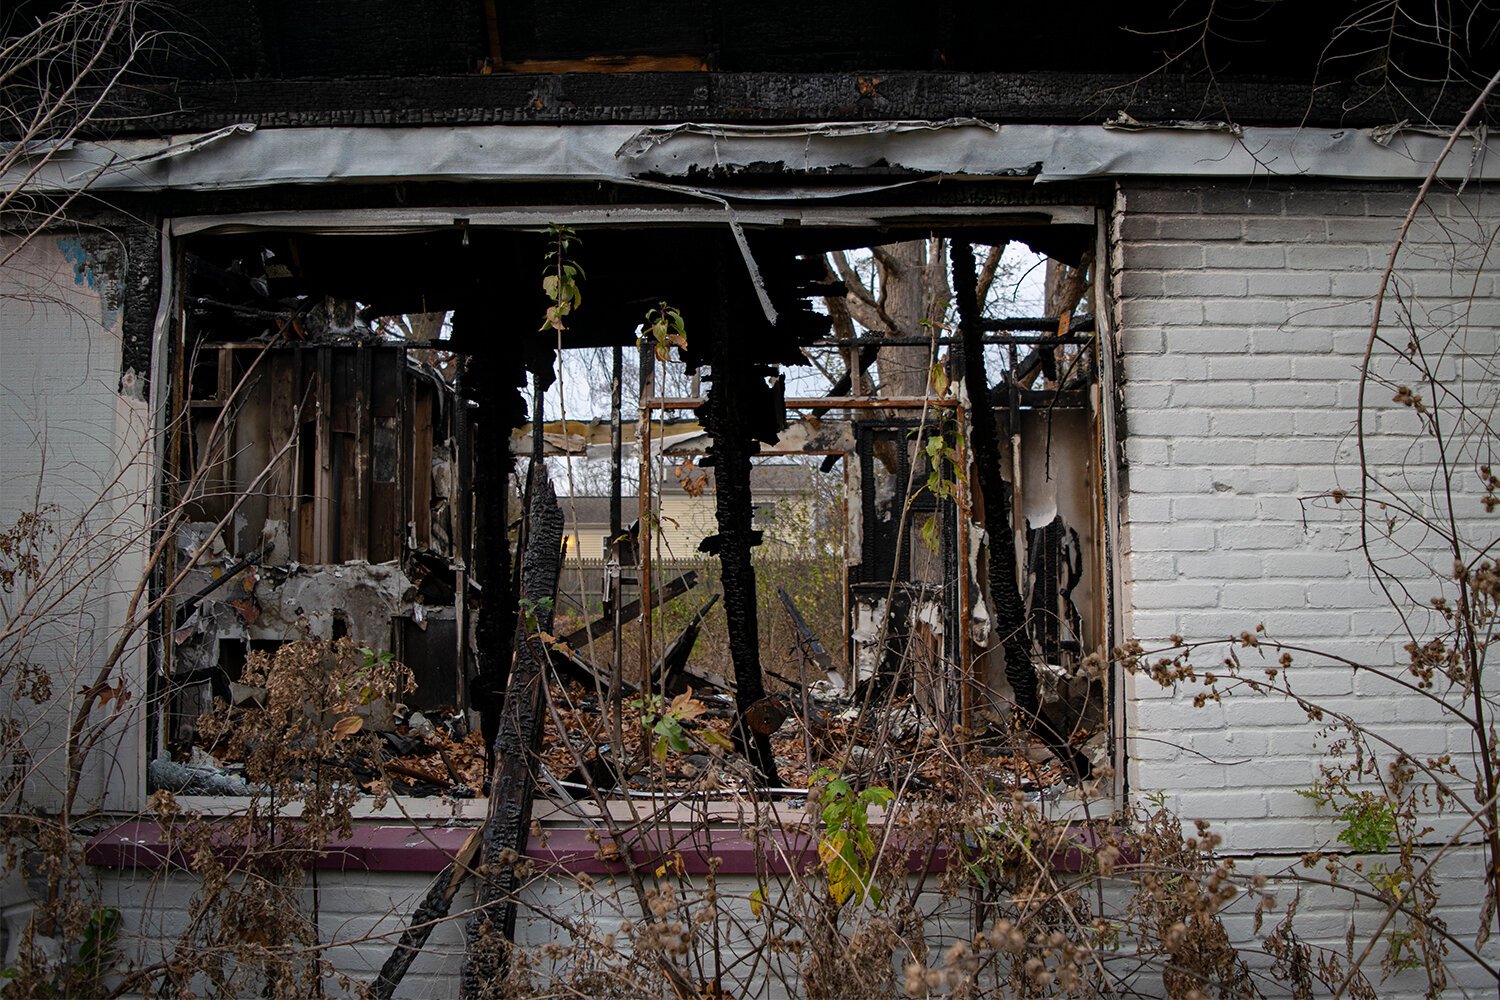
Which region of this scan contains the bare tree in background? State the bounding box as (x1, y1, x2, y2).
(829, 239, 950, 396)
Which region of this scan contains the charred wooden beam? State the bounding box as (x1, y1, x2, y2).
(651, 594, 719, 696)
(548, 645, 637, 698)
(461, 466, 565, 996)
(823, 340, 880, 398)
(173, 541, 272, 619)
(557, 569, 699, 648)
(138, 72, 1479, 135)
(370, 829, 482, 1000)
(548, 593, 716, 705)
(951, 240, 1091, 781)
(810, 317, 1096, 348)
(777, 587, 843, 689)
(463, 353, 522, 775)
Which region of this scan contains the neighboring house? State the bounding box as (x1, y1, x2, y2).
(553, 463, 830, 624)
(558, 463, 824, 564)
(2, 4, 1499, 997)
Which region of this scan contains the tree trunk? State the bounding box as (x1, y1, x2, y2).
(876, 241, 930, 397)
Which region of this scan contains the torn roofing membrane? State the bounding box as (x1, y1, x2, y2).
(9, 121, 1498, 196)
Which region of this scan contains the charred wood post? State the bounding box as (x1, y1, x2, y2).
(695, 256, 787, 784)
(694, 240, 841, 785)
(460, 465, 565, 997)
(458, 337, 525, 775)
(951, 240, 1092, 781)
(698, 355, 780, 783)
(608, 341, 625, 746)
(635, 341, 654, 754)
(609, 343, 623, 542)
(466, 317, 555, 773)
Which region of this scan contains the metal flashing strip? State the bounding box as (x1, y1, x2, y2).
(10, 122, 1497, 197)
(168, 203, 1094, 236)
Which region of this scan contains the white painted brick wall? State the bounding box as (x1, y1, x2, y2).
(81, 847, 1496, 996)
(1114, 180, 1500, 991)
(84, 867, 957, 999)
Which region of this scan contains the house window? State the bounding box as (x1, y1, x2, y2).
(155, 212, 1117, 804)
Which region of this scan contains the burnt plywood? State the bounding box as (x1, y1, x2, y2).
(397, 613, 459, 712)
(181, 344, 455, 566)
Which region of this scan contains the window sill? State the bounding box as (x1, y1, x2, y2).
(85, 820, 476, 874)
(86, 816, 1114, 876)
(167, 793, 490, 822)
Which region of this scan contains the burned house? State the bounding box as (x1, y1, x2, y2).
(2, 2, 1499, 996)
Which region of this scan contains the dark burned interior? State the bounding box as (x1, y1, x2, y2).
(155, 214, 1113, 808)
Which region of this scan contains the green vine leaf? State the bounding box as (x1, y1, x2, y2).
(643, 302, 688, 361)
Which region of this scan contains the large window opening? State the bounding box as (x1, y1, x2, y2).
(155, 213, 1115, 810)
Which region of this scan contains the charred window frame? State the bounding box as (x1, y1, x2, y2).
(147, 205, 1124, 808)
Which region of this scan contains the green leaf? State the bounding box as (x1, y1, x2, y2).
(701, 730, 735, 750)
(1337, 797, 1397, 853)
(919, 515, 937, 552)
(820, 831, 861, 906)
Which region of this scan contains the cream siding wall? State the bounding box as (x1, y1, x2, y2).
(0, 234, 151, 816)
